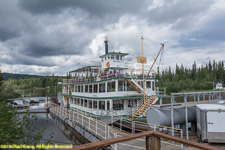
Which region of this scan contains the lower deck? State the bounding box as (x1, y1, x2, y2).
(63, 97, 142, 116)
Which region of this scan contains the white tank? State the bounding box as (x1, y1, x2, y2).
(146, 106, 196, 126)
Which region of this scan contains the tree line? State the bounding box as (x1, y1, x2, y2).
(5, 75, 64, 89)
(156, 60, 225, 93)
(2, 73, 43, 80)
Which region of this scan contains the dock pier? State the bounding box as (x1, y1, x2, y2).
(49, 103, 185, 150)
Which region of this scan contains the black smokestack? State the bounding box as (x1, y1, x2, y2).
(104, 36, 108, 54)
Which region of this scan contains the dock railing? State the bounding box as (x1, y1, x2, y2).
(50, 103, 186, 150)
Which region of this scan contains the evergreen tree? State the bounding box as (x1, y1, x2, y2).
(0, 70, 3, 87)
(156, 60, 225, 93)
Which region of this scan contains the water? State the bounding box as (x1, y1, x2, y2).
(13, 89, 86, 147)
(33, 114, 73, 145)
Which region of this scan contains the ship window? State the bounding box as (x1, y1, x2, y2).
(72, 98, 75, 104)
(94, 84, 98, 93)
(128, 100, 133, 107)
(99, 83, 105, 92)
(152, 81, 154, 91)
(89, 84, 93, 93)
(107, 81, 115, 92)
(127, 81, 135, 91)
(146, 81, 151, 88)
(99, 101, 105, 110)
(75, 86, 77, 92)
(77, 98, 80, 105)
(105, 56, 106, 60)
(78, 85, 80, 92)
(70, 85, 74, 92)
(85, 85, 88, 93)
(84, 99, 87, 107)
(93, 101, 97, 109)
(88, 100, 92, 109)
(135, 100, 138, 106)
(107, 101, 110, 110)
(120, 56, 122, 60)
(80, 99, 83, 106)
(80, 85, 83, 92)
(113, 100, 124, 110)
(108, 56, 110, 59)
(102, 59, 103, 62)
(111, 55, 114, 59)
(74, 98, 77, 105)
(116, 55, 119, 60)
(118, 81, 124, 91)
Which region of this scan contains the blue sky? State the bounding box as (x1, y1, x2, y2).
(0, 0, 224, 75)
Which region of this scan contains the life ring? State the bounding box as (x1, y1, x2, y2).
(106, 62, 110, 67)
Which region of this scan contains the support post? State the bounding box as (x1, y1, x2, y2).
(209, 94, 211, 104)
(96, 119, 97, 134)
(105, 124, 107, 139)
(132, 121, 134, 134)
(184, 95, 189, 140)
(197, 94, 200, 104)
(146, 135, 161, 150)
(171, 96, 174, 137)
(160, 96, 162, 105)
(120, 117, 122, 131)
(111, 115, 113, 127)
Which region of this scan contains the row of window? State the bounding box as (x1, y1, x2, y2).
(102, 55, 123, 62)
(69, 98, 138, 110)
(69, 81, 139, 93)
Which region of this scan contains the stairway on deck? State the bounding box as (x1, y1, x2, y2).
(126, 79, 159, 118)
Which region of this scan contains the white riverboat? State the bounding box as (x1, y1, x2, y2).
(62, 36, 164, 120)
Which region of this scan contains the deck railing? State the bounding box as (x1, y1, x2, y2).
(50, 104, 186, 150)
(63, 73, 155, 84)
(67, 131, 220, 150)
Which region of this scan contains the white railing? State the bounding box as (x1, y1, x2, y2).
(132, 97, 145, 115)
(51, 103, 108, 140)
(50, 104, 183, 150)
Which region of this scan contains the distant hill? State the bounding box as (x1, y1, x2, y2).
(2, 73, 64, 80)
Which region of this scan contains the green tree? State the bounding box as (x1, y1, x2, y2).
(0, 70, 3, 87)
(0, 70, 54, 146)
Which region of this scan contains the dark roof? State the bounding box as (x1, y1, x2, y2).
(99, 52, 129, 58)
(69, 66, 100, 73)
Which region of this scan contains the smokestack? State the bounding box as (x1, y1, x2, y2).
(104, 36, 108, 54)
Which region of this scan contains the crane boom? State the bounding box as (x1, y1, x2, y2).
(144, 43, 164, 82)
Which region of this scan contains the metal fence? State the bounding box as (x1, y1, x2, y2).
(50, 103, 183, 150)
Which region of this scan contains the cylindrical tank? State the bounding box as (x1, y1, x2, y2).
(146, 106, 196, 126)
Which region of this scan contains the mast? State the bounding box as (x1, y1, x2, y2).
(141, 36, 145, 103)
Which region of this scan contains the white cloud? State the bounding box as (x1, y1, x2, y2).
(0, 0, 224, 76)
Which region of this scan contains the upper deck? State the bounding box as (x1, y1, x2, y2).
(64, 37, 155, 85)
(64, 66, 155, 84)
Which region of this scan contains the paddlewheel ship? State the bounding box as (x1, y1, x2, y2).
(62, 36, 164, 120)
